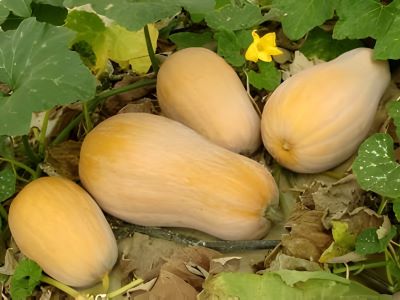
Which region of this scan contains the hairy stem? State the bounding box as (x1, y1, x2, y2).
(82, 101, 93, 132)
(51, 78, 156, 145)
(107, 278, 144, 298)
(333, 261, 387, 274)
(0, 157, 36, 178)
(144, 24, 159, 73)
(38, 110, 50, 158)
(40, 275, 81, 298)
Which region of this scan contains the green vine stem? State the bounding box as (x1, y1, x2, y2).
(332, 261, 387, 274)
(113, 222, 280, 252)
(144, 25, 159, 73)
(107, 278, 144, 298)
(377, 197, 388, 215)
(21, 135, 40, 164)
(38, 110, 50, 159)
(40, 275, 81, 298)
(0, 157, 36, 178)
(82, 101, 93, 132)
(0, 205, 8, 221)
(51, 78, 156, 145)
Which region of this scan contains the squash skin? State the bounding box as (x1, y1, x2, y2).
(261, 48, 390, 173)
(157, 47, 261, 154)
(79, 113, 278, 240)
(9, 177, 118, 288)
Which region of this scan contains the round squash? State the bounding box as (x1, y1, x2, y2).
(9, 176, 118, 288)
(157, 47, 261, 154)
(79, 113, 278, 240)
(261, 48, 390, 173)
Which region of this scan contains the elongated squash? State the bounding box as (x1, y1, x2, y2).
(157, 47, 261, 154)
(9, 176, 118, 288)
(261, 48, 390, 173)
(79, 113, 278, 240)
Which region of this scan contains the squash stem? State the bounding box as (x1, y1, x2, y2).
(38, 110, 50, 159)
(144, 24, 159, 73)
(40, 275, 81, 298)
(377, 197, 388, 215)
(51, 78, 156, 145)
(107, 278, 144, 298)
(332, 261, 386, 274)
(21, 135, 40, 164)
(82, 101, 93, 133)
(0, 205, 8, 221)
(0, 157, 36, 178)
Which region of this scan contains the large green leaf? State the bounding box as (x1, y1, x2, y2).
(271, 0, 336, 40)
(169, 32, 214, 50)
(199, 270, 390, 299)
(215, 29, 252, 67)
(333, 0, 399, 40)
(0, 17, 96, 136)
(300, 27, 363, 61)
(352, 133, 400, 199)
(374, 15, 400, 60)
(247, 61, 281, 91)
(0, 0, 31, 17)
(0, 5, 10, 25)
(205, 3, 263, 31)
(64, 0, 215, 31)
(388, 101, 400, 138)
(10, 259, 42, 300)
(0, 135, 15, 202)
(355, 227, 396, 255)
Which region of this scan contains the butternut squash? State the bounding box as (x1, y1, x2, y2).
(9, 176, 118, 288)
(261, 48, 390, 173)
(157, 47, 261, 154)
(79, 113, 278, 240)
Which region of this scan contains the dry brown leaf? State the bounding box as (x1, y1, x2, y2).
(300, 175, 364, 228)
(118, 98, 155, 114)
(133, 270, 197, 300)
(209, 257, 241, 275)
(281, 207, 332, 261)
(103, 76, 155, 116)
(42, 140, 81, 180)
(267, 253, 322, 272)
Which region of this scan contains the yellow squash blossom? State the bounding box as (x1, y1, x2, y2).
(245, 30, 282, 63)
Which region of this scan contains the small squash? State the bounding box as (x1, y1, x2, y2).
(157, 47, 261, 154)
(9, 176, 118, 288)
(261, 48, 390, 173)
(79, 113, 278, 240)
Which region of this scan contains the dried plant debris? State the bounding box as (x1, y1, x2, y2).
(299, 174, 365, 228)
(103, 75, 156, 116)
(110, 233, 219, 298)
(267, 253, 322, 272)
(41, 140, 82, 180)
(281, 207, 332, 262)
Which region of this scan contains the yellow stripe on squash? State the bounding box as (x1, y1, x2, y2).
(9, 176, 118, 288)
(261, 48, 391, 173)
(157, 47, 261, 155)
(79, 113, 278, 240)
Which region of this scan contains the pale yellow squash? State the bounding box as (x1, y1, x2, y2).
(261, 48, 390, 173)
(79, 113, 278, 240)
(157, 47, 261, 154)
(9, 176, 118, 287)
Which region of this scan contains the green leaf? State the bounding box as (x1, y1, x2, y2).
(300, 27, 363, 61)
(355, 227, 396, 255)
(10, 259, 42, 300)
(215, 29, 251, 67)
(32, 0, 65, 6)
(331, 220, 357, 248)
(0, 0, 31, 17)
(64, 0, 180, 31)
(374, 14, 400, 59)
(0, 5, 10, 25)
(199, 270, 390, 299)
(393, 199, 400, 222)
(169, 31, 214, 50)
(248, 61, 281, 91)
(0, 167, 16, 202)
(0, 135, 15, 202)
(31, 3, 68, 26)
(352, 133, 400, 199)
(66, 10, 158, 75)
(272, 0, 336, 40)
(333, 0, 398, 40)
(388, 101, 400, 138)
(205, 3, 263, 31)
(0, 17, 96, 136)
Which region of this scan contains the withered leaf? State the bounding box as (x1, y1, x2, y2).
(268, 253, 322, 272)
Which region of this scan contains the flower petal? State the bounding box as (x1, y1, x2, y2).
(245, 43, 259, 63)
(265, 46, 283, 56)
(251, 30, 260, 42)
(260, 32, 277, 47)
(257, 51, 273, 62)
